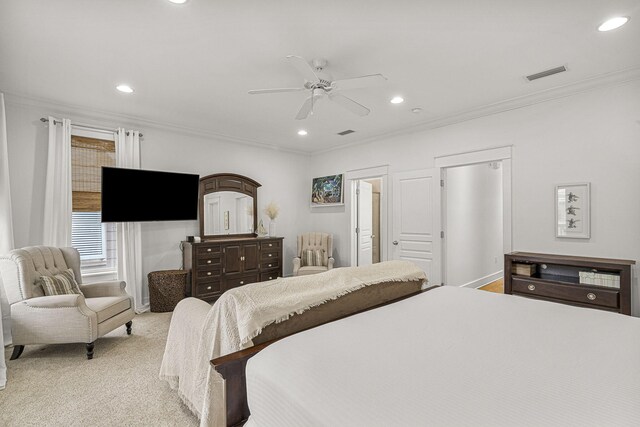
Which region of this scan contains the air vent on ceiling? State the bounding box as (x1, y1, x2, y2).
(525, 65, 567, 82)
(337, 129, 355, 136)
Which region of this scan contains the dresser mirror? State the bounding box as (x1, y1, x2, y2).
(199, 173, 260, 239)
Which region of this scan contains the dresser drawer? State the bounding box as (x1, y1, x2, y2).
(196, 256, 221, 268)
(196, 281, 221, 297)
(225, 273, 259, 290)
(196, 244, 222, 258)
(195, 267, 222, 282)
(260, 240, 281, 250)
(512, 277, 619, 309)
(260, 271, 280, 281)
(261, 249, 280, 261)
(261, 259, 280, 270)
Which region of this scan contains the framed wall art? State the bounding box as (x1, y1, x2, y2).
(555, 182, 590, 239)
(311, 174, 344, 206)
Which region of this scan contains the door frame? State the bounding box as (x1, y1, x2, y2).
(434, 146, 513, 285)
(346, 165, 389, 267)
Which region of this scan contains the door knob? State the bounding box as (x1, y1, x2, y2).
(393, 241, 399, 245)
(371, 235, 375, 239)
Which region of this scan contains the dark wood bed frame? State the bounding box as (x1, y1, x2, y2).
(212, 285, 439, 427)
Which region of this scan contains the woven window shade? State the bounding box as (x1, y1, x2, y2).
(71, 136, 116, 212)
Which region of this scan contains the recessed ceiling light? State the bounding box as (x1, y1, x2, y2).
(598, 16, 629, 32)
(390, 96, 404, 104)
(411, 107, 423, 114)
(116, 84, 134, 94)
(168, 0, 188, 4)
(297, 129, 308, 136)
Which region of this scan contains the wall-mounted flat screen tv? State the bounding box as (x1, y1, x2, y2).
(101, 167, 199, 222)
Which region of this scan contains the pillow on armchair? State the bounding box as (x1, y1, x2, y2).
(37, 268, 82, 296)
(302, 249, 324, 267)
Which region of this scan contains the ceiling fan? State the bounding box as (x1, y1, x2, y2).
(248, 55, 387, 120)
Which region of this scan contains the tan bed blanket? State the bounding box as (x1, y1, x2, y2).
(159, 260, 426, 427)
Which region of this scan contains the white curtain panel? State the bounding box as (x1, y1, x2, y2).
(43, 116, 72, 247)
(0, 92, 14, 390)
(115, 129, 147, 313)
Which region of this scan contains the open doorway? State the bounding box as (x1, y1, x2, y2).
(435, 146, 512, 290)
(353, 178, 382, 266)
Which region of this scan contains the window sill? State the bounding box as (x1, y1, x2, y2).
(82, 269, 118, 284)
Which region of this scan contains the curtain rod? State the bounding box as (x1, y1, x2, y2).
(40, 117, 144, 137)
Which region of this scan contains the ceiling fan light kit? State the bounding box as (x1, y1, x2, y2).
(249, 55, 387, 120)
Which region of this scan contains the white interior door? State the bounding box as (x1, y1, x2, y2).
(357, 180, 373, 266)
(391, 169, 441, 285)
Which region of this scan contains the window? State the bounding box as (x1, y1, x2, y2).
(70, 133, 117, 273)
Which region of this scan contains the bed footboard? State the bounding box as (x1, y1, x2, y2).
(212, 285, 438, 426)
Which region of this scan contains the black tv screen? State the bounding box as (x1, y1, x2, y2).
(101, 167, 199, 222)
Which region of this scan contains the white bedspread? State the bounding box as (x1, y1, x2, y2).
(159, 260, 426, 427)
(245, 286, 640, 427)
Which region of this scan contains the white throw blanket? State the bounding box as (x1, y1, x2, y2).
(159, 260, 426, 427)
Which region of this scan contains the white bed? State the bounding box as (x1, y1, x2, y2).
(244, 286, 640, 426)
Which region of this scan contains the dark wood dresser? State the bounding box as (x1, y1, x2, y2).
(183, 237, 284, 302)
(504, 252, 634, 315)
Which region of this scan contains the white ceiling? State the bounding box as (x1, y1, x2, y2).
(1, 0, 639, 153)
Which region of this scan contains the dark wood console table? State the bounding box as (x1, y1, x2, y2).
(504, 252, 634, 315)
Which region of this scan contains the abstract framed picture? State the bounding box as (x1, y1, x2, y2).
(556, 182, 590, 239)
(311, 174, 344, 206)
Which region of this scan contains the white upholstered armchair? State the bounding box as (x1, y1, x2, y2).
(293, 232, 335, 276)
(0, 246, 134, 360)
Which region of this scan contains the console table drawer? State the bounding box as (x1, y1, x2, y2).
(512, 277, 619, 309)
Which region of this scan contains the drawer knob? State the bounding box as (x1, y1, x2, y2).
(240, 281, 244, 285)
(207, 260, 211, 264)
(527, 284, 536, 291)
(587, 293, 597, 301)
(269, 276, 273, 280)
(207, 272, 212, 276)
(207, 286, 212, 290)
(269, 244, 273, 247)
(207, 248, 212, 252)
(268, 254, 272, 257)
(268, 264, 272, 267)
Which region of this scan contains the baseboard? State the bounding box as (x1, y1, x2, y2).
(459, 271, 503, 289)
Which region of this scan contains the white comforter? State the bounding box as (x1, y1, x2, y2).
(245, 286, 640, 426)
(159, 261, 426, 427)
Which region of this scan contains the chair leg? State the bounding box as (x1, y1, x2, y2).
(125, 320, 132, 335)
(10, 345, 24, 360)
(86, 342, 95, 360)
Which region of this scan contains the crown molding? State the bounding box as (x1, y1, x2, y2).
(2, 91, 309, 156)
(311, 66, 640, 156)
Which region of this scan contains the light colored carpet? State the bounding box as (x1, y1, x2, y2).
(0, 312, 198, 427)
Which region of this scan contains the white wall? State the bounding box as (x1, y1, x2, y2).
(444, 163, 503, 287)
(4, 100, 311, 306)
(309, 80, 640, 314)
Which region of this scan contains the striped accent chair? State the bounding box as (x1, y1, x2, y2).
(0, 246, 134, 360)
(292, 232, 335, 276)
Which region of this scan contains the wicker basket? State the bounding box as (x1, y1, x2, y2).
(148, 270, 187, 313)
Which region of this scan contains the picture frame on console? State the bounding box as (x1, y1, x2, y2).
(555, 182, 590, 239)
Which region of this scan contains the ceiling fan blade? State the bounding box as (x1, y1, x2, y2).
(329, 93, 370, 116)
(286, 55, 320, 83)
(331, 74, 387, 90)
(248, 87, 306, 95)
(295, 94, 322, 120)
